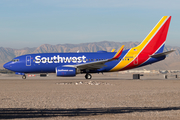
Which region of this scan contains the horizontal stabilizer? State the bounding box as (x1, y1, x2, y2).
(150, 50, 175, 58)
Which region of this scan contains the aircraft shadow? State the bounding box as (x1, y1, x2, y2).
(0, 106, 180, 119)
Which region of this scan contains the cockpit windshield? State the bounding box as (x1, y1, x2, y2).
(11, 59, 19, 62)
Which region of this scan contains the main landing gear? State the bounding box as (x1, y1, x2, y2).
(85, 73, 92, 79)
(22, 75, 26, 79)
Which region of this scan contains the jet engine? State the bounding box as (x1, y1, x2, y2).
(56, 67, 77, 77)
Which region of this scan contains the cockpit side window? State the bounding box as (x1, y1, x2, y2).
(11, 59, 19, 62)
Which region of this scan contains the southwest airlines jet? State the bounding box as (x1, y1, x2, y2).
(3, 16, 174, 79)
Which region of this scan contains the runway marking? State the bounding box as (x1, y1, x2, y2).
(56, 81, 113, 85)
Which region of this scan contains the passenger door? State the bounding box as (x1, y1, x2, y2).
(26, 56, 31, 66)
(133, 55, 138, 65)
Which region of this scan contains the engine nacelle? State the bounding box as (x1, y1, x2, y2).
(56, 67, 76, 77)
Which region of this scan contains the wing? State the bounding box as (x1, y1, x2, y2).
(64, 45, 124, 70)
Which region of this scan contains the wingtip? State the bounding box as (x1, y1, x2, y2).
(113, 45, 124, 59)
(111, 49, 115, 52)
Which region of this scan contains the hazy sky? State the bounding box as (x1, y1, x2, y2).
(0, 0, 180, 49)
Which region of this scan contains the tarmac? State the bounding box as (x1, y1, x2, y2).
(0, 73, 180, 120)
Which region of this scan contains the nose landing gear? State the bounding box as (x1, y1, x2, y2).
(22, 75, 26, 79)
(85, 73, 92, 79)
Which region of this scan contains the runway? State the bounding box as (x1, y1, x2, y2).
(0, 73, 180, 119)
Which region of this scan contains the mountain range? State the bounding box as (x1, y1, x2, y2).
(0, 41, 180, 70)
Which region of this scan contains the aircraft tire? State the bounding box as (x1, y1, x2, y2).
(22, 75, 26, 79)
(85, 73, 92, 79)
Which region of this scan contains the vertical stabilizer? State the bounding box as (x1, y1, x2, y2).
(136, 16, 171, 54)
(110, 16, 171, 71)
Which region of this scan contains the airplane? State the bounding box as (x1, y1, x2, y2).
(3, 16, 174, 79)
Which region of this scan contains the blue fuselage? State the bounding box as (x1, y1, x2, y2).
(3, 51, 122, 73)
(3, 49, 165, 74)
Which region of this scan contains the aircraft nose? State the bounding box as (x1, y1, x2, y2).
(3, 63, 10, 69)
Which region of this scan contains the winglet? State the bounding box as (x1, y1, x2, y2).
(112, 45, 124, 59)
(111, 49, 115, 52)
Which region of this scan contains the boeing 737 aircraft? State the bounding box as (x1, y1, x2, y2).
(3, 16, 174, 79)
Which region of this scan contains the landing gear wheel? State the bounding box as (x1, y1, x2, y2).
(22, 75, 26, 79)
(85, 73, 92, 79)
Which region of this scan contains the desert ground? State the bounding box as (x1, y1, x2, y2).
(0, 73, 180, 120)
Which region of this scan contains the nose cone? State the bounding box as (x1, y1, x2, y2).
(3, 63, 8, 69)
(3, 62, 11, 70)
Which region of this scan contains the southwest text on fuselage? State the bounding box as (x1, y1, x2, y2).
(35, 55, 86, 64)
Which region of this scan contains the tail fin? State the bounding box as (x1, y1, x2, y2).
(136, 16, 171, 54)
(110, 16, 172, 71)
